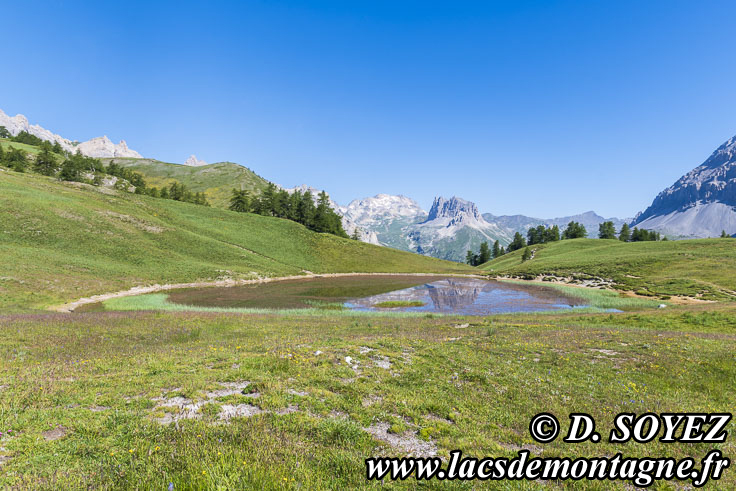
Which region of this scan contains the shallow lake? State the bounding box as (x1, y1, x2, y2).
(164, 275, 587, 314)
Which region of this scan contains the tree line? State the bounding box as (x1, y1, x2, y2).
(466, 220, 667, 266)
(230, 183, 347, 238)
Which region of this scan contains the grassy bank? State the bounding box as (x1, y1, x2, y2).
(481, 238, 736, 300)
(0, 306, 734, 489)
(0, 171, 470, 311)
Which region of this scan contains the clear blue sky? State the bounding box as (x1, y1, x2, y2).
(3, 0, 735, 218)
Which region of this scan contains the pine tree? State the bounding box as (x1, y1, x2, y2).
(351, 228, 361, 240)
(598, 221, 617, 239)
(229, 189, 251, 212)
(521, 247, 532, 262)
(492, 240, 501, 259)
(478, 241, 491, 264)
(34, 147, 58, 176)
(545, 225, 560, 242)
(721, 230, 730, 238)
(0, 126, 10, 138)
(562, 221, 587, 239)
(618, 223, 631, 242)
(507, 232, 527, 252)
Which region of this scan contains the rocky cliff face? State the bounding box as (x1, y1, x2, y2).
(75, 136, 143, 158)
(343, 194, 514, 262)
(632, 134, 736, 237)
(0, 109, 142, 158)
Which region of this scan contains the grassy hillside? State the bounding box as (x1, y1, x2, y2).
(0, 138, 46, 155)
(104, 158, 269, 208)
(481, 238, 736, 300)
(0, 170, 470, 311)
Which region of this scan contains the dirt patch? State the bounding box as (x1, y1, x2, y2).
(364, 422, 437, 457)
(42, 427, 66, 441)
(372, 356, 391, 370)
(206, 381, 255, 399)
(219, 404, 263, 421)
(99, 211, 165, 233)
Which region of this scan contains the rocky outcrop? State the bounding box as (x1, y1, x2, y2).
(632, 134, 736, 237)
(184, 155, 208, 167)
(75, 136, 142, 158)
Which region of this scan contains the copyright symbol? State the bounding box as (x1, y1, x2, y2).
(529, 413, 560, 443)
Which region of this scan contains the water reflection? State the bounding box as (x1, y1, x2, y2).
(345, 278, 584, 315)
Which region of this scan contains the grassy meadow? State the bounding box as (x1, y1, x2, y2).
(481, 238, 736, 300)
(0, 170, 470, 312)
(0, 306, 734, 489)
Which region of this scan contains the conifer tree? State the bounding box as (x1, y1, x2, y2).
(598, 221, 616, 239)
(478, 241, 491, 264)
(521, 247, 532, 262)
(492, 240, 501, 259)
(618, 223, 631, 242)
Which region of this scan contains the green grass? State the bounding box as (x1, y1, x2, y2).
(103, 158, 270, 208)
(0, 170, 471, 311)
(373, 300, 426, 308)
(481, 238, 736, 300)
(1, 306, 734, 488)
(0, 139, 46, 155)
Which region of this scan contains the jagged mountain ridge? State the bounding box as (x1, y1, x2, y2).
(0, 109, 142, 158)
(632, 134, 736, 237)
(342, 195, 515, 262)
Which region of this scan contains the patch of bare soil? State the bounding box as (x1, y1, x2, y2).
(364, 422, 437, 458)
(42, 427, 66, 441)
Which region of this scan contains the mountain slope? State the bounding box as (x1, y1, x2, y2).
(480, 238, 736, 300)
(632, 134, 736, 237)
(0, 170, 471, 311)
(104, 158, 270, 208)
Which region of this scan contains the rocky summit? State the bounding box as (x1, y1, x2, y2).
(0, 108, 142, 158)
(632, 134, 736, 237)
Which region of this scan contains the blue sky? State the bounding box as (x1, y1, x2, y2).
(3, 1, 735, 217)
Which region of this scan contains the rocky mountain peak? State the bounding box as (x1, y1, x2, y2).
(426, 196, 482, 222)
(632, 133, 736, 237)
(0, 108, 142, 159)
(184, 155, 208, 167)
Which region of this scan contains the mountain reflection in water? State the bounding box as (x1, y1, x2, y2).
(345, 278, 585, 315)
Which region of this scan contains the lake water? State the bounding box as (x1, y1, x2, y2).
(163, 275, 586, 314)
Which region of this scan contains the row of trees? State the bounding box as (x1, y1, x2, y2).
(603, 222, 661, 242)
(230, 183, 347, 237)
(466, 219, 670, 266)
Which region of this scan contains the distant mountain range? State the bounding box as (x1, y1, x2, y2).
(631, 134, 736, 238)
(0, 109, 142, 158)
(483, 211, 627, 239)
(4, 107, 733, 261)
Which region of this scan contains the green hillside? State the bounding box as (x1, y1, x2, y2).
(480, 238, 736, 300)
(0, 170, 470, 311)
(103, 158, 269, 208)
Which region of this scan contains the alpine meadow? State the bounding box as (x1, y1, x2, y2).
(2, 2, 736, 490)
